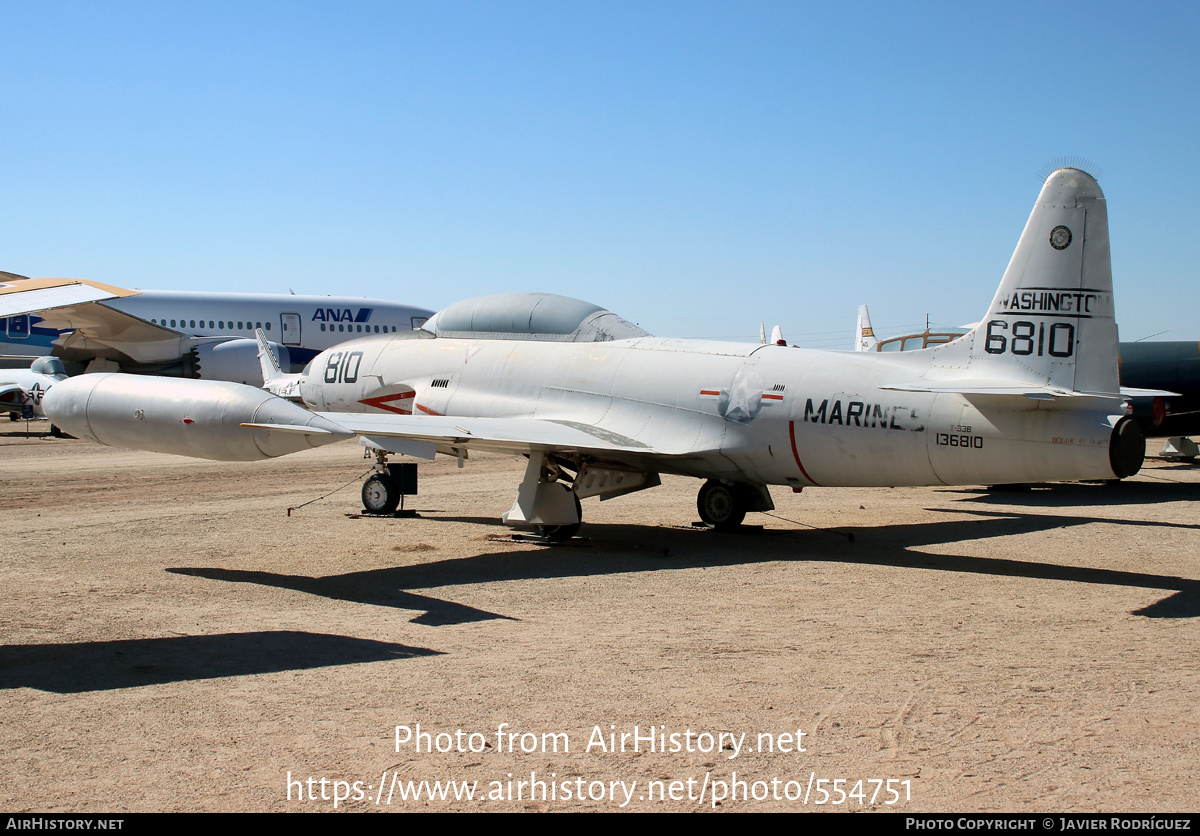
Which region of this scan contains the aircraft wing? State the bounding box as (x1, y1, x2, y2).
(314, 412, 685, 463)
(0, 276, 185, 364)
(0, 276, 135, 316)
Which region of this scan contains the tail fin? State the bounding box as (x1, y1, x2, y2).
(855, 304, 877, 351)
(255, 327, 284, 384)
(923, 168, 1119, 397)
(255, 327, 304, 400)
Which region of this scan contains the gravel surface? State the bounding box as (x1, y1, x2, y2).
(2, 430, 1197, 812)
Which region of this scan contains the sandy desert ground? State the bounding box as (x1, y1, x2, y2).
(1, 428, 1197, 812)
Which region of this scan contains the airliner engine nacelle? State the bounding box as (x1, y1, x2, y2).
(191, 339, 292, 385)
(43, 373, 352, 461)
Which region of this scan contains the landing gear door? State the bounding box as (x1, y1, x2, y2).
(280, 313, 301, 346)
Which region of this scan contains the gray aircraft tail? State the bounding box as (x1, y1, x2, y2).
(899, 168, 1120, 399)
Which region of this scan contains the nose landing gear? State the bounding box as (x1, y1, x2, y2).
(362, 449, 418, 516)
(362, 471, 401, 514)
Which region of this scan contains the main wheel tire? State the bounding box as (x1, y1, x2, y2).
(362, 473, 400, 514)
(538, 494, 582, 542)
(697, 480, 746, 530)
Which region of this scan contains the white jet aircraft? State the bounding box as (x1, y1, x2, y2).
(0, 275, 434, 385)
(44, 168, 1145, 539)
(1, 357, 68, 422)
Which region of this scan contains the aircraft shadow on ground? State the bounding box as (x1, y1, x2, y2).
(167, 567, 518, 626)
(944, 478, 1200, 508)
(168, 504, 1200, 623)
(0, 631, 441, 694)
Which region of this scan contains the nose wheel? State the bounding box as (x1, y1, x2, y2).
(697, 480, 747, 530)
(362, 472, 401, 514)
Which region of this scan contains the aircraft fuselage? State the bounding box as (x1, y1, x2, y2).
(299, 333, 1130, 489)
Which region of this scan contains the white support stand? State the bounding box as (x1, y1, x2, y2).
(1159, 437, 1199, 462)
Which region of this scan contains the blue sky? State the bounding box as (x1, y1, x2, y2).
(3, 1, 1197, 346)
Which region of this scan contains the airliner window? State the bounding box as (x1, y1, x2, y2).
(238, 322, 243, 329)
(209, 321, 214, 328)
(171, 320, 176, 326)
(265, 323, 271, 330)
(190, 320, 196, 328)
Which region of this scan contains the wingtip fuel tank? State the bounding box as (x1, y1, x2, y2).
(43, 373, 354, 460)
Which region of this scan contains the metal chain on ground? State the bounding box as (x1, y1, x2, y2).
(287, 467, 374, 515)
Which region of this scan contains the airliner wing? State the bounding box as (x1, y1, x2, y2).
(0, 276, 185, 363)
(0, 276, 130, 316)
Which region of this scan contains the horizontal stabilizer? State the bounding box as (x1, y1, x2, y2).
(1120, 387, 1181, 398)
(880, 381, 1115, 400)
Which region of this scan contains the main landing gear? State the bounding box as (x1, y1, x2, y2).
(536, 493, 583, 542)
(502, 451, 583, 542)
(696, 479, 774, 530)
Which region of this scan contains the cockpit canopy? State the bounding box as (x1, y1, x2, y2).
(30, 356, 68, 378)
(421, 292, 651, 342)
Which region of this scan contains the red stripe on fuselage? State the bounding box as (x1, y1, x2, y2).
(788, 420, 821, 486)
(358, 391, 415, 414)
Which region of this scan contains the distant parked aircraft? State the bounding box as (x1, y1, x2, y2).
(0, 274, 433, 385)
